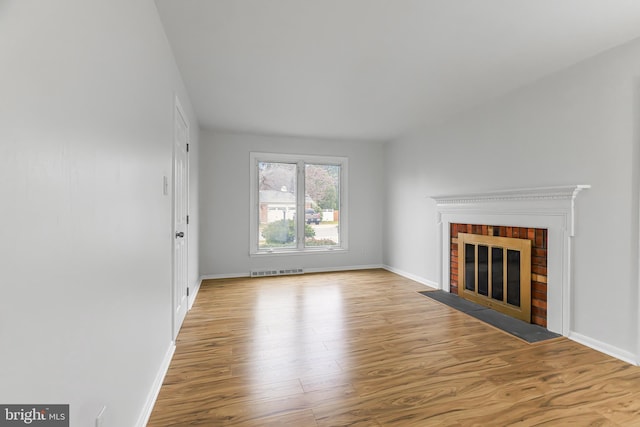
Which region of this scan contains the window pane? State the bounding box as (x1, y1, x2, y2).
(304, 164, 340, 247)
(258, 162, 297, 250)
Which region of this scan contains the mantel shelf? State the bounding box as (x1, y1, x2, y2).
(431, 185, 590, 205)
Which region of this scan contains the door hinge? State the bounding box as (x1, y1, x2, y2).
(186, 215, 189, 225)
(187, 287, 190, 297)
(186, 143, 189, 152)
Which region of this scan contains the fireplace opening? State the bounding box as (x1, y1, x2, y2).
(458, 233, 531, 322)
(451, 223, 548, 327)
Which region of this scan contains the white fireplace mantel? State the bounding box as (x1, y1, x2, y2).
(431, 185, 590, 336)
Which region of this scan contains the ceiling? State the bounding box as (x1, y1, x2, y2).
(155, 0, 640, 141)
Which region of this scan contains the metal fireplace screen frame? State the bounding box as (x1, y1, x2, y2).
(458, 233, 531, 323)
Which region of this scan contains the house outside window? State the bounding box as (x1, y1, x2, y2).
(250, 152, 348, 254)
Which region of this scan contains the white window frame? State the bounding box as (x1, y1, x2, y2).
(250, 152, 348, 255)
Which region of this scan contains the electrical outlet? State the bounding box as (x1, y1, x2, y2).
(96, 406, 106, 427)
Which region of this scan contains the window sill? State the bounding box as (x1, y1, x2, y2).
(250, 247, 348, 257)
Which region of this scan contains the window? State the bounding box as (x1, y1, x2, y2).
(250, 152, 348, 254)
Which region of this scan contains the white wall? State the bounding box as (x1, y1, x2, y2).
(384, 36, 640, 360)
(0, 1, 199, 426)
(200, 131, 384, 276)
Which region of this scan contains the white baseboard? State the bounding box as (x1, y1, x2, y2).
(135, 342, 176, 427)
(382, 265, 440, 289)
(568, 331, 638, 366)
(201, 272, 250, 280)
(188, 279, 202, 310)
(200, 265, 385, 281)
(304, 264, 384, 274)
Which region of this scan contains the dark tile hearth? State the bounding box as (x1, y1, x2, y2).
(419, 290, 561, 343)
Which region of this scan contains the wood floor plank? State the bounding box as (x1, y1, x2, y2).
(148, 269, 640, 426)
(240, 409, 318, 427)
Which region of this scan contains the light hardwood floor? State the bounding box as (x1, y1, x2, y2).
(148, 269, 640, 426)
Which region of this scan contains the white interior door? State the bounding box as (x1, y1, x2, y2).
(172, 99, 189, 340)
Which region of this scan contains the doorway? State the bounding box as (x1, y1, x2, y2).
(172, 97, 189, 340)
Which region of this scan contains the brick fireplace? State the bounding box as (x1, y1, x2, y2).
(450, 223, 548, 327)
(432, 185, 589, 336)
